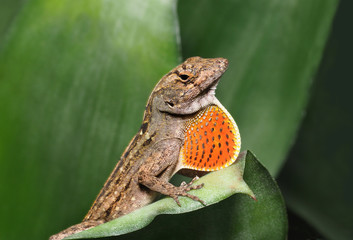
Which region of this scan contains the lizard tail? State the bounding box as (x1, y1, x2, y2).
(49, 220, 104, 240)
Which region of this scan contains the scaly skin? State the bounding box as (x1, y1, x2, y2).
(50, 57, 229, 240)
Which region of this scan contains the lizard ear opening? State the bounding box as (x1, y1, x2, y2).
(166, 101, 174, 108)
(178, 104, 241, 172)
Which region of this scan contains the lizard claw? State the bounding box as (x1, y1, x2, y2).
(180, 181, 187, 187)
(171, 176, 206, 206)
(172, 196, 181, 207)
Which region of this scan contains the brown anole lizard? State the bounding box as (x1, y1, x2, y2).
(50, 57, 241, 240)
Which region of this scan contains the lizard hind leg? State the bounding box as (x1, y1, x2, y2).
(49, 220, 104, 240)
(138, 170, 205, 207)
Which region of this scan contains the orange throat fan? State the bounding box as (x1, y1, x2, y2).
(179, 103, 241, 172)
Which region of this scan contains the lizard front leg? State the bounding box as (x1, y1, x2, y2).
(137, 139, 205, 206)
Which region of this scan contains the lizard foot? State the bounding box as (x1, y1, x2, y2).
(171, 176, 205, 206)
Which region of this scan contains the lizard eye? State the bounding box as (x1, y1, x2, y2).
(180, 74, 189, 80)
(178, 73, 191, 82)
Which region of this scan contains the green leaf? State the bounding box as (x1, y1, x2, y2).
(178, 0, 338, 175)
(70, 151, 286, 240)
(0, 0, 179, 239)
(66, 151, 287, 240)
(231, 151, 288, 239)
(65, 151, 256, 239)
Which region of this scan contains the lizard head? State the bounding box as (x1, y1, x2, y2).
(153, 56, 228, 115)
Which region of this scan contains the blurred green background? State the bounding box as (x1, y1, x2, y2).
(278, 0, 353, 239)
(0, 0, 351, 239)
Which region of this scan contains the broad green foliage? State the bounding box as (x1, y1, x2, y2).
(278, 1, 353, 238)
(0, 0, 179, 239)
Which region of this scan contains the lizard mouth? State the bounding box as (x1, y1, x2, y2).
(199, 72, 222, 100)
